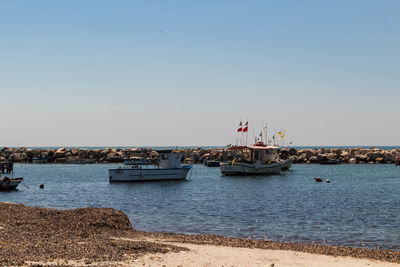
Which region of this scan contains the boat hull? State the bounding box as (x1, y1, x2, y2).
(0, 178, 23, 190)
(109, 167, 191, 182)
(220, 159, 292, 176)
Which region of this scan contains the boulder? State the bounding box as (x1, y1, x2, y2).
(55, 150, 66, 158)
(384, 153, 393, 162)
(9, 153, 22, 162)
(327, 153, 338, 160)
(349, 158, 357, 164)
(198, 153, 210, 162)
(184, 157, 194, 164)
(106, 152, 122, 162)
(21, 152, 29, 161)
(355, 154, 368, 163)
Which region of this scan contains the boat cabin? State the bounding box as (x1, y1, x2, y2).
(157, 150, 183, 168)
(248, 142, 280, 164)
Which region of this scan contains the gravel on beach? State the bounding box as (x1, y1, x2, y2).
(0, 202, 399, 266)
(0, 202, 187, 266)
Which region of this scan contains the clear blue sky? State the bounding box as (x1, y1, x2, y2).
(1, 0, 399, 147)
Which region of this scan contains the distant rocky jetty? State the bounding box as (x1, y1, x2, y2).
(0, 147, 399, 164)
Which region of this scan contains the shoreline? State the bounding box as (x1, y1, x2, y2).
(1, 202, 400, 266)
(1, 146, 399, 164)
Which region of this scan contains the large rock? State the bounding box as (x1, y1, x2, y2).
(286, 148, 296, 156)
(349, 158, 357, 164)
(9, 153, 22, 162)
(106, 152, 122, 162)
(384, 153, 393, 163)
(54, 150, 66, 158)
(21, 152, 29, 161)
(355, 154, 368, 163)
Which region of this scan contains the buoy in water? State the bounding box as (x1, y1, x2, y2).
(326, 179, 331, 183)
(39, 184, 44, 189)
(314, 177, 323, 182)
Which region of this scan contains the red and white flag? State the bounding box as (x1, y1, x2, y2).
(237, 121, 243, 132)
(243, 121, 248, 132)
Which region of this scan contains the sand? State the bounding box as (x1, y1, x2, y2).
(131, 240, 400, 267)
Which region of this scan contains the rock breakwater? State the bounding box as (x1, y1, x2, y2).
(0, 147, 398, 164)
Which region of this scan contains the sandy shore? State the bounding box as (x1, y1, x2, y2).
(26, 236, 400, 267)
(1, 202, 399, 266)
(130, 239, 400, 267)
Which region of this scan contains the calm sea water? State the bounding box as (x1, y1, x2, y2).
(1, 163, 400, 250)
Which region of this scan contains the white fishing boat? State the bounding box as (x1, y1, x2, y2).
(0, 162, 23, 190)
(109, 149, 192, 182)
(220, 142, 293, 175)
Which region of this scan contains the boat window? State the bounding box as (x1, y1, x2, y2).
(254, 151, 260, 160)
(161, 154, 168, 160)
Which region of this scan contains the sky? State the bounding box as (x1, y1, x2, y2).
(0, 0, 399, 147)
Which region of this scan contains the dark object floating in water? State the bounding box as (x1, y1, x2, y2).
(39, 184, 44, 189)
(204, 160, 220, 167)
(326, 179, 331, 183)
(314, 177, 323, 182)
(319, 159, 340, 165)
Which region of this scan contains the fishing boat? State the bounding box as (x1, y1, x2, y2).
(109, 149, 192, 182)
(0, 162, 23, 190)
(220, 142, 293, 175)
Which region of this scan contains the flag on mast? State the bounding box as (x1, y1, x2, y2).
(243, 121, 248, 132)
(237, 121, 242, 132)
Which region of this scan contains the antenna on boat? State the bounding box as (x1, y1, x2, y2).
(264, 123, 268, 145)
(251, 120, 256, 146)
(245, 120, 249, 146)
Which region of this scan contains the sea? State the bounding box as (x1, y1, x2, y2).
(1, 162, 400, 250)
